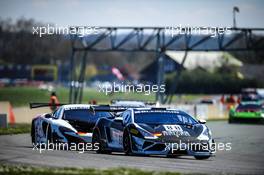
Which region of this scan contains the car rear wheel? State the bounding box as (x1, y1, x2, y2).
(92, 130, 111, 154)
(31, 121, 36, 145)
(123, 131, 132, 155)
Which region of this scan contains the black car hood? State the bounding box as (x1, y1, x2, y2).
(137, 123, 205, 142)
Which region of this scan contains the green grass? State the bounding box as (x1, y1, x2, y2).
(0, 124, 31, 135)
(0, 164, 186, 175)
(0, 87, 204, 107)
(0, 87, 56, 107)
(0, 87, 156, 107)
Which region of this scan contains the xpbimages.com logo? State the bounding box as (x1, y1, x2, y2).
(32, 24, 100, 37)
(32, 141, 99, 154)
(165, 141, 232, 154)
(97, 82, 166, 95)
(165, 25, 232, 38)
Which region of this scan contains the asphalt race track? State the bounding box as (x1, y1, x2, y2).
(0, 121, 264, 174)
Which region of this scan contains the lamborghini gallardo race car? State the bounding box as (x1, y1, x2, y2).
(92, 107, 215, 159)
(31, 103, 113, 145)
(229, 102, 264, 123)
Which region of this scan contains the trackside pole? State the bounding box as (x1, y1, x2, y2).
(156, 52, 165, 104)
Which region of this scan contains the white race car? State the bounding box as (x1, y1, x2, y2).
(31, 103, 113, 146)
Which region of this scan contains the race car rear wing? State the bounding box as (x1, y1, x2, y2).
(29, 103, 67, 109)
(29, 103, 138, 112)
(89, 105, 133, 113)
(110, 99, 156, 106)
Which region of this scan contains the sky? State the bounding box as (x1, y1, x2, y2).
(0, 0, 263, 28)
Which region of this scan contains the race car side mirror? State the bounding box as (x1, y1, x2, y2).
(114, 117, 123, 123)
(198, 119, 206, 124)
(45, 113, 52, 118)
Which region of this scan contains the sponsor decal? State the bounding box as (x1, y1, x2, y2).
(162, 125, 190, 137)
(64, 106, 91, 110)
(135, 110, 179, 114)
(163, 125, 183, 131)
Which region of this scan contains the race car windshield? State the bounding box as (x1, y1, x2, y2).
(134, 112, 198, 125)
(241, 95, 260, 101)
(237, 104, 262, 110)
(63, 109, 112, 123)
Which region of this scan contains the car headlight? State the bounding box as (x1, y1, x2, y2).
(197, 128, 211, 140)
(59, 126, 75, 133)
(137, 128, 157, 139)
(261, 113, 264, 118)
(208, 129, 212, 136)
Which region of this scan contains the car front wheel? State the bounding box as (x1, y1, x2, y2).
(31, 121, 36, 145)
(123, 130, 132, 155)
(92, 130, 111, 154)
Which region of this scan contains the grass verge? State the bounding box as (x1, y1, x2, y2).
(0, 164, 184, 175)
(0, 86, 156, 107)
(0, 123, 31, 135)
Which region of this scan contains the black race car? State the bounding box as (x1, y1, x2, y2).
(92, 107, 215, 159)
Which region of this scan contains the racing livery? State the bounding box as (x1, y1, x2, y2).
(92, 107, 215, 159)
(31, 104, 112, 145)
(229, 102, 264, 123)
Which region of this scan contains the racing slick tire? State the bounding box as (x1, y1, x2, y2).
(31, 121, 37, 146)
(92, 129, 111, 154)
(31, 121, 44, 148)
(38, 125, 55, 150)
(46, 125, 54, 144)
(123, 130, 132, 155)
(228, 117, 235, 123)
